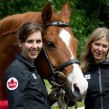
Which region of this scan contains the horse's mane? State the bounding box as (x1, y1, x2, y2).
(0, 12, 42, 37)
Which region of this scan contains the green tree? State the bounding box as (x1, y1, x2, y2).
(0, 0, 108, 57)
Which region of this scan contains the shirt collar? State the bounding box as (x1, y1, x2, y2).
(89, 59, 109, 65)
(15, 54, 36, 69)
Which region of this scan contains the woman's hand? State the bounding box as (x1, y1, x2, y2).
(48, 87, 61, 105)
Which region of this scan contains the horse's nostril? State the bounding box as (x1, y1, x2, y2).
(73, 84, 80, 98)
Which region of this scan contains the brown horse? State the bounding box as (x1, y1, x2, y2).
(0, 1, 88, 108)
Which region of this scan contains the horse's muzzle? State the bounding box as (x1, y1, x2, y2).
(63, 82, 82, 104)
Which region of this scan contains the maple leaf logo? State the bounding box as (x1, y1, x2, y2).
(8, 79, 17, 88)
(7, 77, 18, 90)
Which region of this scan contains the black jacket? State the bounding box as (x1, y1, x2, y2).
(4, 54, 51, 109)
(84, 60, 109, 109)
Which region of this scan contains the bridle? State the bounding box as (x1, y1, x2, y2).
(43, 45, 79, 87)
(43, 20, 80, 87)
(43, 20, 79, 109)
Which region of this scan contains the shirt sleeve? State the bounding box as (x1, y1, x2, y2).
(4, 66, 29, 109)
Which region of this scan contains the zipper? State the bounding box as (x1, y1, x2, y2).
(35, 69, 49, 106)
(98, 66, 103, 109)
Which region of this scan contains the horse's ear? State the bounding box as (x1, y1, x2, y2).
(42, 2, 52, 22)
(59, 1, 71, 22)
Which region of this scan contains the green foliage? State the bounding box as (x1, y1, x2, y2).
(0, 0, 108, 57)
(76, 0, 109, 28)
(0, 0, 47, 19)
(70, 0, 109, 57)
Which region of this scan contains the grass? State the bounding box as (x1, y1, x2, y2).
(51, 102, 84, 109)
(44, 80, 84, 109)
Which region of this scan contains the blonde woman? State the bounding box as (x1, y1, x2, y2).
(80, 27, 109, 109)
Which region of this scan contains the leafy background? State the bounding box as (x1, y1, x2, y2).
(0, 0, 108, 57)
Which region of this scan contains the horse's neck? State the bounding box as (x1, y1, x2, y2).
(0, 12, 42, 36)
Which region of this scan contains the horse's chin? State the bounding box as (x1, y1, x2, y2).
(63, 85, 84, 107)
(63, 82, 81, 102)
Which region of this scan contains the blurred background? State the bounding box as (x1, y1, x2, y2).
(0, 0, 108, 57)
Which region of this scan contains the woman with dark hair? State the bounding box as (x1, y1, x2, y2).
(4, 22, 60, 109)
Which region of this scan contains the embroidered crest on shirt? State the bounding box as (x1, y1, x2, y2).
(32, 73, 37, 79)
(85, 74, 91, 79)
(7, 77, 18, 90)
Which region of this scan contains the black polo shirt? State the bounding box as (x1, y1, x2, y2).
(4, 54, 51, 109)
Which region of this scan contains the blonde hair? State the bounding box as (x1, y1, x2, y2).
(80, 27, 109, 72)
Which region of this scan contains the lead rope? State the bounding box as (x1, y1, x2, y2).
(66, 99, 78, 109)
(75, 102, 78, 109)
(57, 90, 78, 109)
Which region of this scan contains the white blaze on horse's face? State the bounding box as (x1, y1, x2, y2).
(59, 29, 88, 96)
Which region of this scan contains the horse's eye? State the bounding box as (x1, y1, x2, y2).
(47, 41, 56, 48)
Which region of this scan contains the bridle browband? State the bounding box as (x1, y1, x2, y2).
(43, 20, 79, 87)
(44, 20, 69, 28)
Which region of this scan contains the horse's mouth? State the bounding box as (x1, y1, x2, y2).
(63, 82, 81, 103)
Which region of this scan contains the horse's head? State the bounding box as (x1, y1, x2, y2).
(35, 1, 88, 104)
